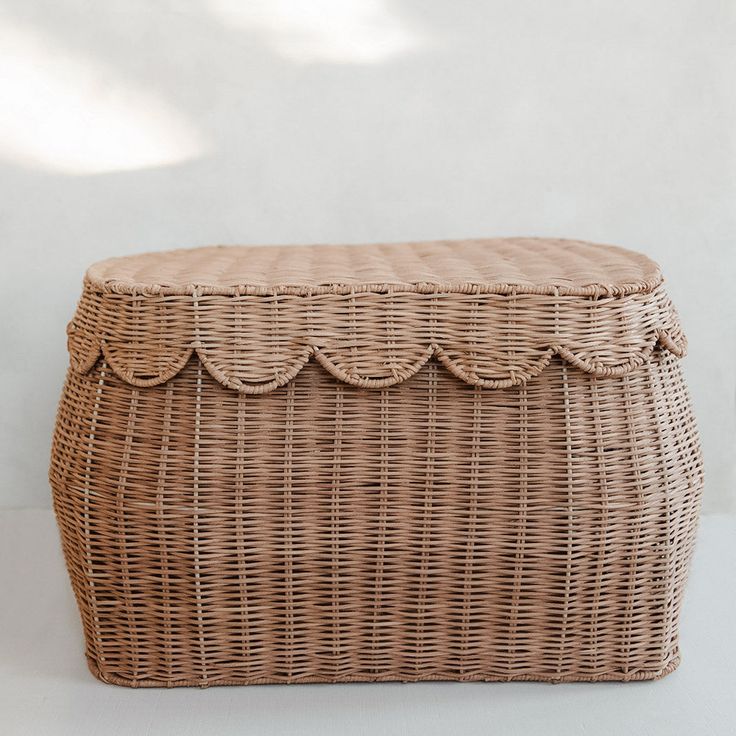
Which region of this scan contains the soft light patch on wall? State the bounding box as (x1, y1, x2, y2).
(209, 0, 421, 63)
(0, 24, 207, 175)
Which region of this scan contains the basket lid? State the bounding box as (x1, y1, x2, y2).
(68, 238, 686, 393)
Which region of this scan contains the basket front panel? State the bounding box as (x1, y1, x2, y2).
(49, 352, 703, 686)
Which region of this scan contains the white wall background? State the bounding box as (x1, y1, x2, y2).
(1, 0, 734, 512)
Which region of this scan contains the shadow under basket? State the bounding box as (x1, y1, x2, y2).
(50, 237, 703, 687)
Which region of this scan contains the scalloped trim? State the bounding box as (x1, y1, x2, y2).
(101, 342, 194, 387)
(67, 275, 687, 394)
(69, 331, 687, 394)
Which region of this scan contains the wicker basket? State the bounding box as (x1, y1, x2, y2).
(50, 238, 703, 687)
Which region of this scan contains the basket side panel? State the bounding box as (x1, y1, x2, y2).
(49, 352, 703, 686)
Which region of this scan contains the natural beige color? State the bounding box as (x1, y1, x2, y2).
(50, 237, 703, 687)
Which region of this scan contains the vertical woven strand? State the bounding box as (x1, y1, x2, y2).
(155, 383, 174, 680)
(459, 385, 481, 676)
(283, 380, 295, 680)
(589, 375, 610, 676)
(330, 383, 344, 675)
(193, 363, 207, 683)
(621, 372, 644, 675)
(235, 393, 251, 675)
(416, 362, 437, 674)
(83, 363, 107, 664)
(508, 384, 528, 676)
(190, 288, 209, 684)
(557, 364, 575, 677)
(646, 359, 674, 664)
(370, 389, 390, 674)
(117, 386, 140, 678)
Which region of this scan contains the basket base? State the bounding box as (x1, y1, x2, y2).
(86, 652, 681, 688)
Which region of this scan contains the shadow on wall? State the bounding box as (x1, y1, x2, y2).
(4, 0, 729, 247)
(0, 0, 469, 251)
(1, 0, 427, 176)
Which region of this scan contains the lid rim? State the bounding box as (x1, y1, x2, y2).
(84, 238, 663, 298)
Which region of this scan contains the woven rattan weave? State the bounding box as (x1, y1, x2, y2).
(50, 238, 703, 687)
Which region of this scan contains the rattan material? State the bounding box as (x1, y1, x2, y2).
(50, 238, 703, 687)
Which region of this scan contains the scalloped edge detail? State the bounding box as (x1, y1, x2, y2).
(70, 331, 687, 394)
(100, 342, 194, 387)
(196, 344, 315, 395)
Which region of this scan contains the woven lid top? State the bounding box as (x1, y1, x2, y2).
(69, 238, 685, 394)
(87, 238, 661, 296)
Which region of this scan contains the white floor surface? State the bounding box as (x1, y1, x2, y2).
(1, 509, 734, 736)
